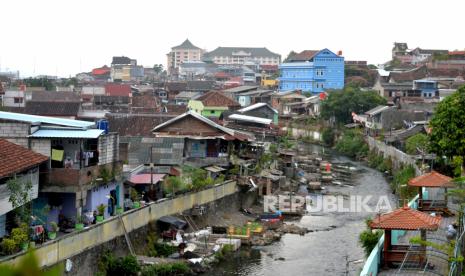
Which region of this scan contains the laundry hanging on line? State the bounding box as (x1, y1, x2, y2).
(51, 149, 64, 161)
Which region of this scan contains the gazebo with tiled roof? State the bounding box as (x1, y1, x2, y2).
(370, 206, 442, 267)
(408, 171, 454, 214)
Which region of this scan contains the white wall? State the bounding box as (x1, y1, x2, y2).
(81, 86, 105, 95)
(0, 169, 40, 217)
(2, 90, 25, 107)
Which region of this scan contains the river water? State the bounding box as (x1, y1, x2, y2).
(208, 144, 396, 276)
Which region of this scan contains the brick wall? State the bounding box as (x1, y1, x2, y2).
(30, 139, 51, 157)
(0, 122, 30, 147)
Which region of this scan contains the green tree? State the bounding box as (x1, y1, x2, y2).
(429, 86, 465, 175)
(320, 86, 386, 124)
(0, 250, 62, 276)
(334, 129, 368, 159)
(405, 133, 429, 155)
(153, 64, 163, 74)
(283, 51, 297, 62)
(7, 178, 33, 224)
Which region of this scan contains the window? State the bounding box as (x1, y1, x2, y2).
(14, 97, 23, 104)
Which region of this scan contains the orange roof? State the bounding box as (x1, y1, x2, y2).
(0, 139, 49, 178)
(408, 171, 453, 187)
(370, 206, 442, 231)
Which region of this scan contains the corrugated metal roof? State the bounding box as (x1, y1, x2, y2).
(228, 114, 272, 125)
(238, 102, 278, 114)
(0, 111, 95, 129)
(29, 129, 104, 139)
(364, 105, 390, 116)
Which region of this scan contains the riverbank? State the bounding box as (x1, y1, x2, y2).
(206, 144, 396, 276)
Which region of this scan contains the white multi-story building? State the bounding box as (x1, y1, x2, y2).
(167, 39, 204, 75)
(203, 47, 281, 67)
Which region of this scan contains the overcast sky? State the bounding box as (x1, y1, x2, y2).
(0, 0, 463, 77)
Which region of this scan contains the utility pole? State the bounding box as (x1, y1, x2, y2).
(150, 146, 154, 199)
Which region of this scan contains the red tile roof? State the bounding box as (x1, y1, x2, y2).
(288, 50, 319, 62)
(0, 139, 49, 178)
(370, 206, 442, 230)
(449, 51, 465, 56)
(92, 66, 110, 76)
(196, 91, 240, 108)
(127, 174, 166, 185)
(105, 83, 131, 97)
(408, 171, 453, 187)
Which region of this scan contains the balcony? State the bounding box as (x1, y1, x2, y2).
(42, 162, 123, 192)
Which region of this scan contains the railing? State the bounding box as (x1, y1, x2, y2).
(360, 195, 419, 276)
(0, 180, 237, 268)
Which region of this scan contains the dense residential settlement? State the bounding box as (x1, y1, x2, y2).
(1, 40, 465, 276)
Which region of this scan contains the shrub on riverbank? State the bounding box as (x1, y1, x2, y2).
(334, 129, 368, 159)
(359, 219, 383, 257)
(391, 165, 417, 200)
(367, 150, 392, 174)
(98, 252, 140, 276)
(141, 262, 191, 276)
(321, 128, 335, 147)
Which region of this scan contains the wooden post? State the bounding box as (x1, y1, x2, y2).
(418, 187, 423, 209)
(420, 229, 427, 266)
(384, 230, 391, 267)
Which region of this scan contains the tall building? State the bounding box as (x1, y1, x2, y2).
(203, 47, 280, 66)
(111, 56, 144, 82)
(278, 49, 344, 94)
(167, 39, 204, 75)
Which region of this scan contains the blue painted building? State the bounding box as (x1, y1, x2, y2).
(413, 79, 438, 98)
(279, 49, 344, 94)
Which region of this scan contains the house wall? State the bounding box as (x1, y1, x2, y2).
(313, 53, 344, 92)
(30, 139, 51, 157)
(81, 86, 105, 96)
(279, 50, 344, 93)
(84, 182, 123, 218)
(0, 121, 30, 147)
(0, 168, 40, 218)
(2, 90, 25, 107)
(146, 137, 184, 165)
(238, 95, 251, 107)
(187, 100, 204, 113)
(185, 139, 207, 158)
(201, 108, 224, 118)
(98, 133, 119, 166)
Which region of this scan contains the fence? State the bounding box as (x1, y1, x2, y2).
(0, 180, 237, 268)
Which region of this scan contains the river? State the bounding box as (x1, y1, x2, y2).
(208, 144, 396, 276)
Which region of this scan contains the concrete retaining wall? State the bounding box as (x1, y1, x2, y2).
(366, 136, 421, 175)
(0, 180, 237, 268)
